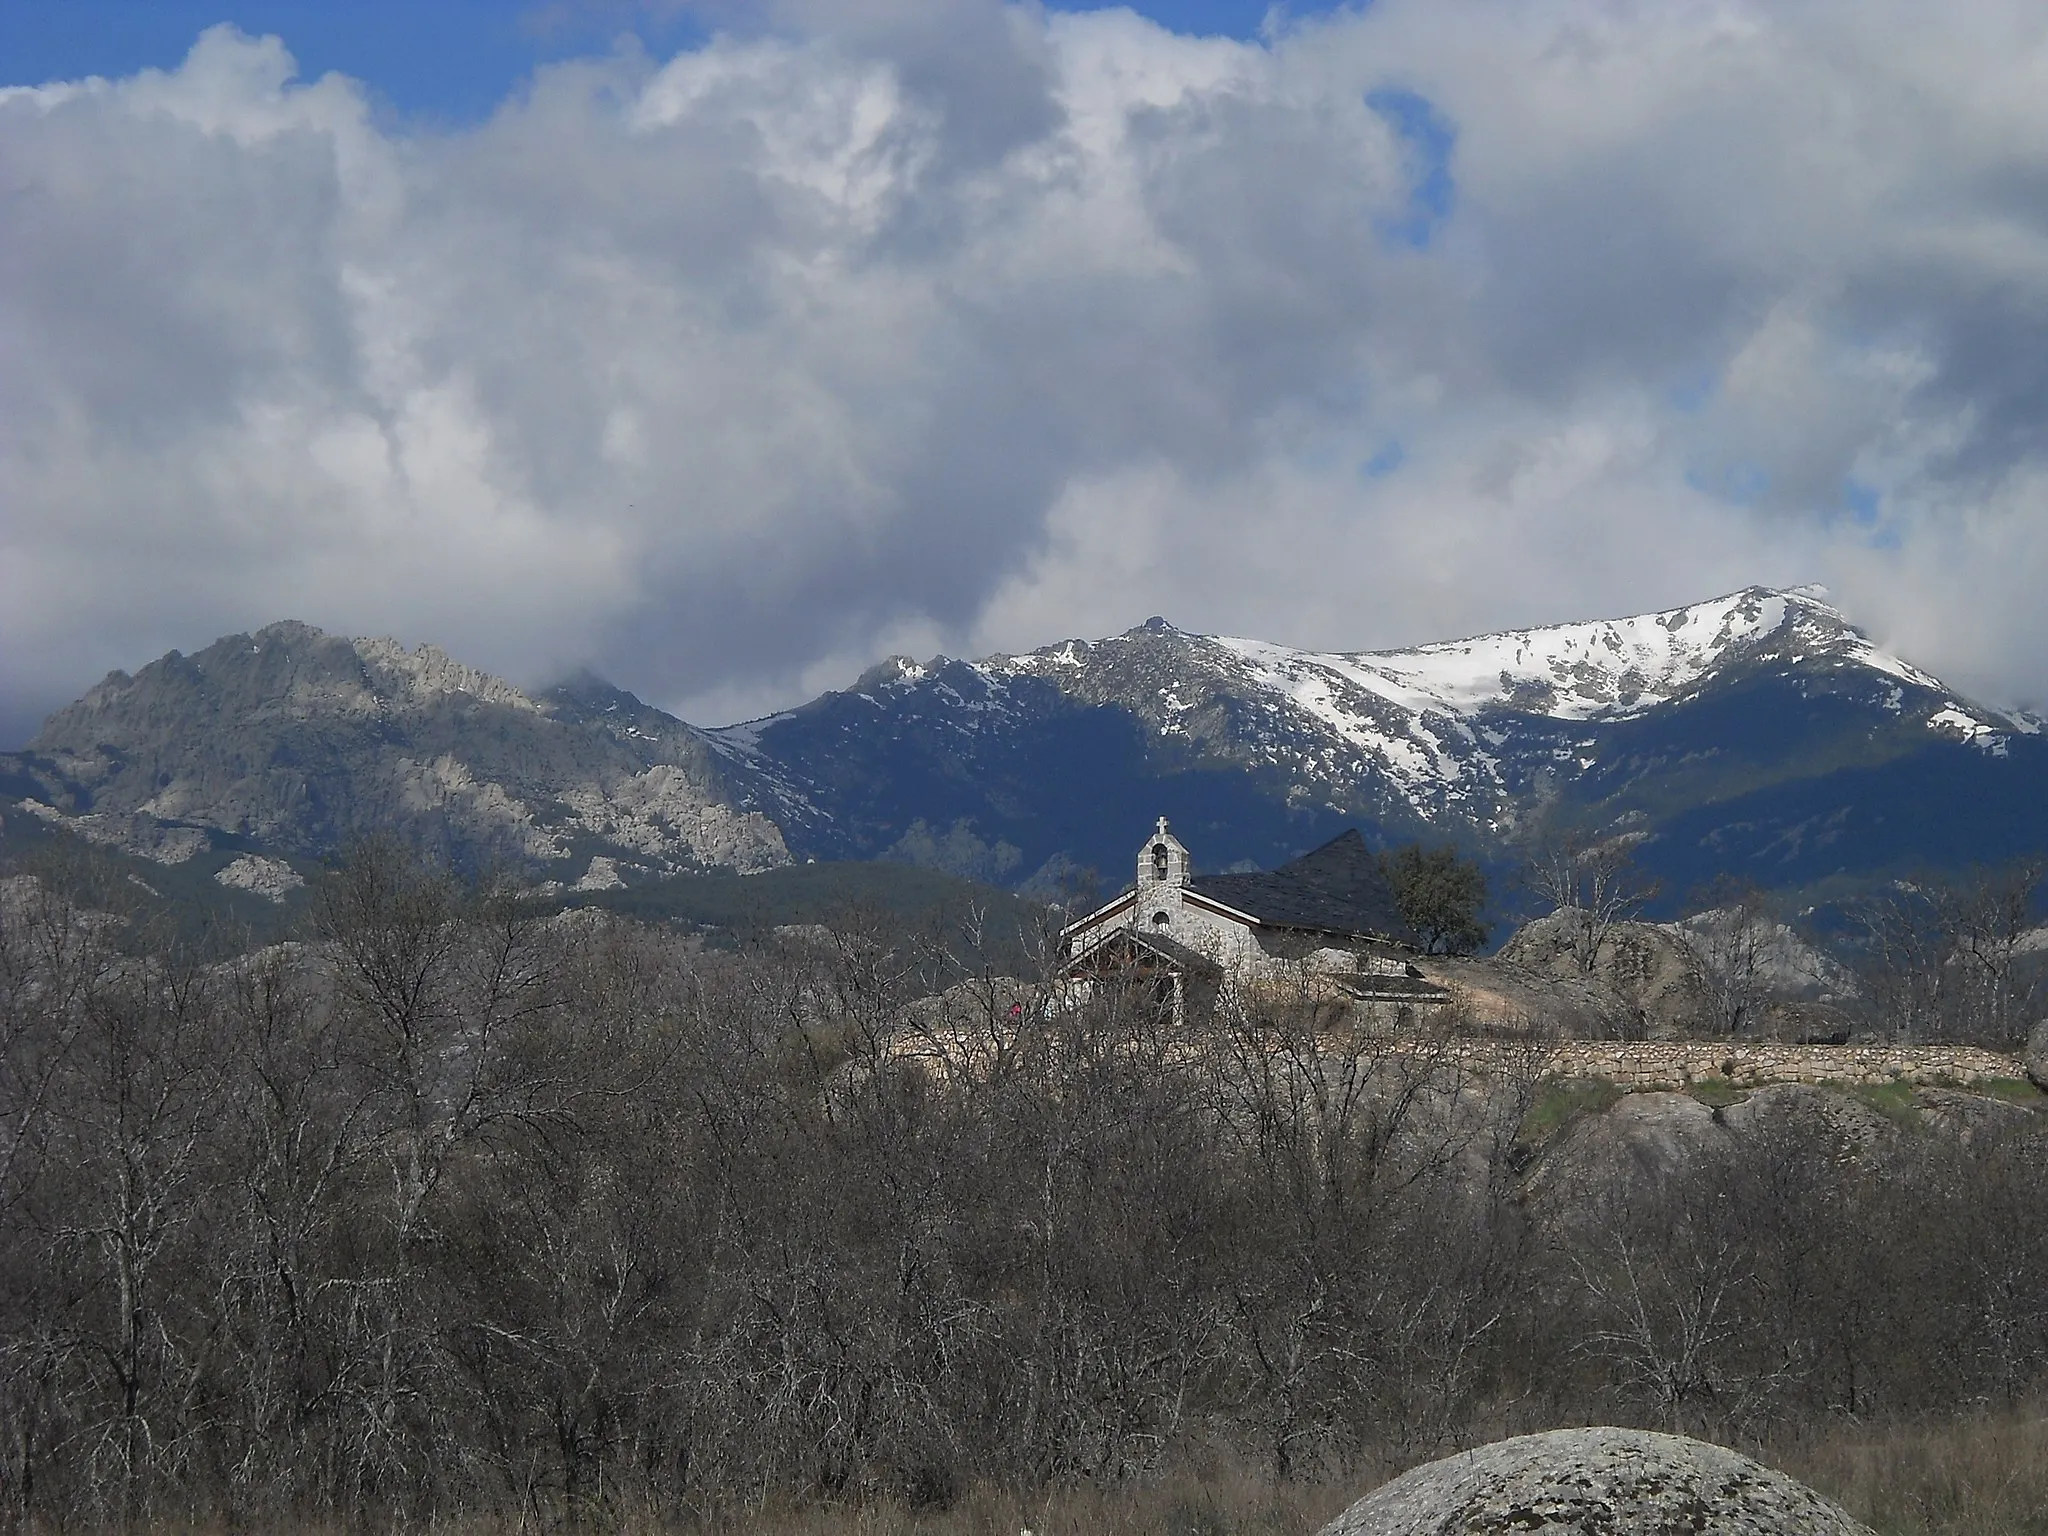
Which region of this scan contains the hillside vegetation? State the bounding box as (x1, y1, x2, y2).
(2, 845, 2044, 1533)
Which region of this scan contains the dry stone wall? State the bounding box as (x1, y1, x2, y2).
(1440, 1038, 2021, 1089)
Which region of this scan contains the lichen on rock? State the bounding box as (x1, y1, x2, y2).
(1318, 1426, 1873, 1536)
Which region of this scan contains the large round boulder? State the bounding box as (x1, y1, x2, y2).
(1496, 915, 1712, 1037)
(1318, 1427, 1873, 1536)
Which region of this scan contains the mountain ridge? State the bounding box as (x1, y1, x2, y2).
(698, 585, 2047, 896)
(9, 621, 790, 879)
(4, 589, 2043, 904)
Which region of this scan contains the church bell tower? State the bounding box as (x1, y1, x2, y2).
(1135, 816, 1191, 932)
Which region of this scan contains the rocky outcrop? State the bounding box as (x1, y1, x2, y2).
(1718, 1083, 1900, 1158)
(1755, 998, 1855, 1044)
(1910, 1086, 2038, 1144)
(1527, 1092, 1726, 1202)
(1497, 915, 1713, 1038)
(1319, 1426, 1874, 1535)
(213, 853, 305, 902)
(7, 623, 791, 878)
(2025, 1019, 2048, 1092)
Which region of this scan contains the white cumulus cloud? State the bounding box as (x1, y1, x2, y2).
(7, 0, 2048, 741)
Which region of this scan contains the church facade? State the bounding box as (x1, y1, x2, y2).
(1059, 818, 1452, 1019)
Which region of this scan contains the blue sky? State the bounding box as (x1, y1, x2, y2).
(0, 3, 1349, 119)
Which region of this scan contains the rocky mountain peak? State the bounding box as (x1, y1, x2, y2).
(350, 635, 539, 712)
(852, 655, 930, 692)
(10, 621, 791, 878)
(1205, 583, 1944, 728)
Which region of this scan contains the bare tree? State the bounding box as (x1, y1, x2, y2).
(1197, 967, 1522, 1477)
(1522, 829, 1660, 975)
(1570, 1223, 1751, 1436)
(1847, 862, 2043, 1044)
(1685, 877, 1776, 1036)
(1944, 862, 2044, 1047)
(38, 932, 234, 1524)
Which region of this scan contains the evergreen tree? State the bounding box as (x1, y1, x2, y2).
(1385, 842, 1490, 955)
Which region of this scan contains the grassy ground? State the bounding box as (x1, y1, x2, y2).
(1963, 1077, 2048, 1108)
(1684, 1073, 1748, 1108)
(48, 1415, 2048, 1532)
(688, 1474, 1355, 1536)
(1517, 1075, 1625, 1142)
(1771, 1411, 2048, 1535)
(679, 1415, 2048, 1536)
(1852, 1078, 1928, 1123)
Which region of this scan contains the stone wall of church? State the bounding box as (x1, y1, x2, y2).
(1154, 897, 1265, 970)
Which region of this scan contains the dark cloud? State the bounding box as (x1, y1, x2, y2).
(7, 1, 2048, 744)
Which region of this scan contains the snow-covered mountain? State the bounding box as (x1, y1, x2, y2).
(946, 585, 2027, 820)
(1212, 585, 1948, 723)
(710, 586, 2045, 894)
(6, 588, 2043, 903)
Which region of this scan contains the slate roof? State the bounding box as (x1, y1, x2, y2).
(1190, 830, 1406, 942)
(1331, 973, 1452, 1003)
(1068, 925, 1224, 978)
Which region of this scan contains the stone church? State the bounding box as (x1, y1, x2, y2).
(1059, 817, 1450, 1020)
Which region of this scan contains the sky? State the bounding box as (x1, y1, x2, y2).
(6, 0, 2048, 743)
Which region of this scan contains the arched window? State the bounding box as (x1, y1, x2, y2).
(1151, 910, 1171, 927)
(1152, 843, 1169, 879)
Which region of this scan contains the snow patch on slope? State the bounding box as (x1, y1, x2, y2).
(1215, 586, 1941, 727)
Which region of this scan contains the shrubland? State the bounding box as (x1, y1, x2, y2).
(0, 845, 2044, 1534)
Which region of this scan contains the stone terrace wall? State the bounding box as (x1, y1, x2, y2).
(1509, 1041, 2021, 1090)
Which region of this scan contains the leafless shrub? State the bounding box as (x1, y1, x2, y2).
(0, 842, 2044, 1531)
